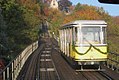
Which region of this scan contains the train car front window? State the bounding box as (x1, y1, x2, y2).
(82, 27, 101, 44)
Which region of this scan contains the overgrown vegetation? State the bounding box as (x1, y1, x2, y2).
(0, 0, 41, 62)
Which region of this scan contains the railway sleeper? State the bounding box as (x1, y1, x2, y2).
(42, 51, 51, 53)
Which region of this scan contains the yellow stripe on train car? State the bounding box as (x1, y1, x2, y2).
(72, 46, 107, 61)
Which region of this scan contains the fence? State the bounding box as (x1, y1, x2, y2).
(107, 52, 119, 73)
(0, 41, 38, 80)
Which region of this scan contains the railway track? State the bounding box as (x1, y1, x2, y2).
(77, 71, 113, 80)
(39, 43, 61, 80)
(17, 38, 118, 80)
(75, 65, 113, 80)
(17, 38, 61, 80)
(18, 45, 44, 80)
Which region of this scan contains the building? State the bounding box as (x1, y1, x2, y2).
(50, 0, 59, 10)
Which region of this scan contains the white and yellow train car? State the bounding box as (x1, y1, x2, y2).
(59, 20, 108, 70)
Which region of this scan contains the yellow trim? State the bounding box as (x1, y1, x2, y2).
(70, 46, 107, 61)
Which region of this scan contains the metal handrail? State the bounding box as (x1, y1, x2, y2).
(107, 52, 119, 72)
(0, 41, 38, 80)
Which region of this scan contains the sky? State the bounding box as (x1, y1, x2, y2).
(70, 0, 119, 16)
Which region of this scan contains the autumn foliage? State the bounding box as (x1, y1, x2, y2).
(63, 4, 103, 24)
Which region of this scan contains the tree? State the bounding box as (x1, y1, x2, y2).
(0, 0, 41, 59)
(45, 8, 63, 35)
(0, 9, 8, 56)
(74, 3, 82, 11)
(58, 0, 72, 11)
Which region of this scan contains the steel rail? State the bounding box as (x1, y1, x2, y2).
(39, 42, 61, 80)
(50, 49, 61, 80)
(35, 50, 42, 80)
(99, 71, 113, 80)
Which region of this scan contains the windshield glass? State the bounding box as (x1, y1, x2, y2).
(79, 27, 107, 45)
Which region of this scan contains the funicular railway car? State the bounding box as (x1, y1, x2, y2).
(59, 20, 108, 71)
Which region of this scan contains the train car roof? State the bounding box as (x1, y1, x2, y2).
(60, 20, 107, 29)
